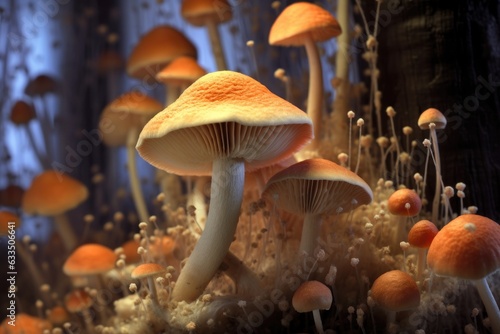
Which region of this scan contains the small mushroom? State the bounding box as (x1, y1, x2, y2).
(131, 263, 166, 306)
(407, 219, 438, 283)
(292, 280, 333, 334)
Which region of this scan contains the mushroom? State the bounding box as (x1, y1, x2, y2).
(387, 187, 422, 247)
(0, 313, 52, 333)
(292, 280, 333, 334)
(418, 108, 447, 224)
(136, 70, 313, 302)
(22, 170, 89, 251)
(269, 2, 341, 149)
(131, 263, 166, 306)
(370, 270, 420, 328)
(181, 0, 232, 70)
(262, 158, 373, 257)
(126, 25, 197, 81)
(427, 214, 500, 333)
(99, 91, 163, 225)
(64, 289, 94, 332)
(63, 243, 117, 288)
(407, 219, 438, 283)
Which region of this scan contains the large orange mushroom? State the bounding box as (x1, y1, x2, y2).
(137, 70, 313, 302)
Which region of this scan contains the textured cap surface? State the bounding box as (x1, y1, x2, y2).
(63, 244, 117, 276)
(371, 270, 420, 312)
(22, 171, 88, 216)
(137, 70, 313, 176)
(387, 188, 422, 216)
(127, 26, 197, 79)
(262, 158, 373, 215)
(427, 214, 500, 279)
(408, 220, 438, 248)
(181, 0, 232, 26)
(269, 2, 341, 46)
(418, 108, 447, 130)
(292, 280, 332, 312)
(156, 56, 207, 86)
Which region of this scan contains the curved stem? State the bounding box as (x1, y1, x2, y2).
(430, 129, 441, 224)
(299, 213, 322, 258)
(172, 158, 245, 302)
(304, 37, 323, 150)
(472, 278, 500, 334)
(126, 128, 149, 224)
(206, 19, 227, 70)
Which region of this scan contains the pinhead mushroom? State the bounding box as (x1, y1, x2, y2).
(418, 107, 447, 224)
(408, 219, 438, 282)
(427, 214, 500, 333)
(269, 2, 341, 149)
(370, 270, 420, 326)
(137, 70, 313, 302)
(126, 25, 197, 81)
(292, 280, 332, 334)
(22, 170, 88, 251)
(262, 158, 373, 257)
(181, 0, 232, 70)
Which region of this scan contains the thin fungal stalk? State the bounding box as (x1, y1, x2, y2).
(206, 19, 227, 70)
(54, 214, 78, 252)
(428, 123, 442, 224)
(172, 158, 245, 302)
(299, 213, 323, 258)
(472, 278, 500, 334)
(126, 127, 149, 224)
(304, 36, 324, 150)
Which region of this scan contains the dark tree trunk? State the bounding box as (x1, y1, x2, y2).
(366, 0, 500, 221)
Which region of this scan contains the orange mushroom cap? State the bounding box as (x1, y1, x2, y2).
(65, 289, 93, 313)
(387, 188, 422, 216)
(22, 170, 88, 216)
(0, 211, 20, 235)
(418, 108, 447, 130)
(24, 74, 58, 96)
(0, 313, 52, 333)
(408, 219, 438, 248)
(63, 243, 117, 276)
(269, 2, 341, 47)
(370, 270, 420, 312)
(427, 214, 500, 280)
(131, 263, 166, 279)
(10, 100, 36, 125)
(292, 280, 332, 313)
(155, 56, 207, 87)
(262, 158, 373, 216)
(121, 239, 141, 264)
(127, 25, 197, 80)
(136, 70, 313, 176)
(181, 0, 232, 26)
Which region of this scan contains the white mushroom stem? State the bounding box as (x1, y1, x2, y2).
(165, 85, 180, 107)
(206, 19, 227, 70)
(146, 276, 159, 306)
(429, 124, 442, 224)
(172, 158, 245, 302)
(472, 278, 500, 334)
(54, 214, 78, 251)
(126, 127, 149, 224)
(299, 213, 322, 258)
(416, 248, 427, 283)
(304, 36, 323, 150)
(312, 308, 325, 334)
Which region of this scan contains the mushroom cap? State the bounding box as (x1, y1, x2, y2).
(24, 74, 58, 96)
(0, 313, 52, 333)
(0, 211, 20, 235)
(47, 306, 70, 325)
(408, 219, 438, 248)
(10, 100, 36, 125)
(0, 184, 24, 208)
(269, 2, 341, 47)
(22, 171, 89, 216)
(181, 0, 232, 26)
(127, 25, 197, 80)
(63, 244, 117, 276)
(131, 263, 166, 279)
(136, 70, 313, 176)
(387, 188, 422, 216)
(155, 56, 207, 87)
(418, 108, 447, 130)
(370, 270, 420, 312)
(99, 91, 163, 147)
(262, 158, 373, 216)
(427, 214, 500, 280)
(292, 280, 332, 312)
(121, 239, 141, 264)
(65, 290, 93, 313)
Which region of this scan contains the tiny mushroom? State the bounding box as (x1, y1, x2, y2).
(65, 289, 94, 332)
(262, 158, 373, 257)
(370, 270, 420, 327)
(131, 263, 166, 306)
(427, 214, 500, 333)
(269, 2, 341, 149)
(137, 70, 313, 302)
(292, 280, 333, 334)
(22, 170, 89, 251)
(418, 107, 447, 224)
(387, 187, 422, 246)
(408, 219, 438, 283)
